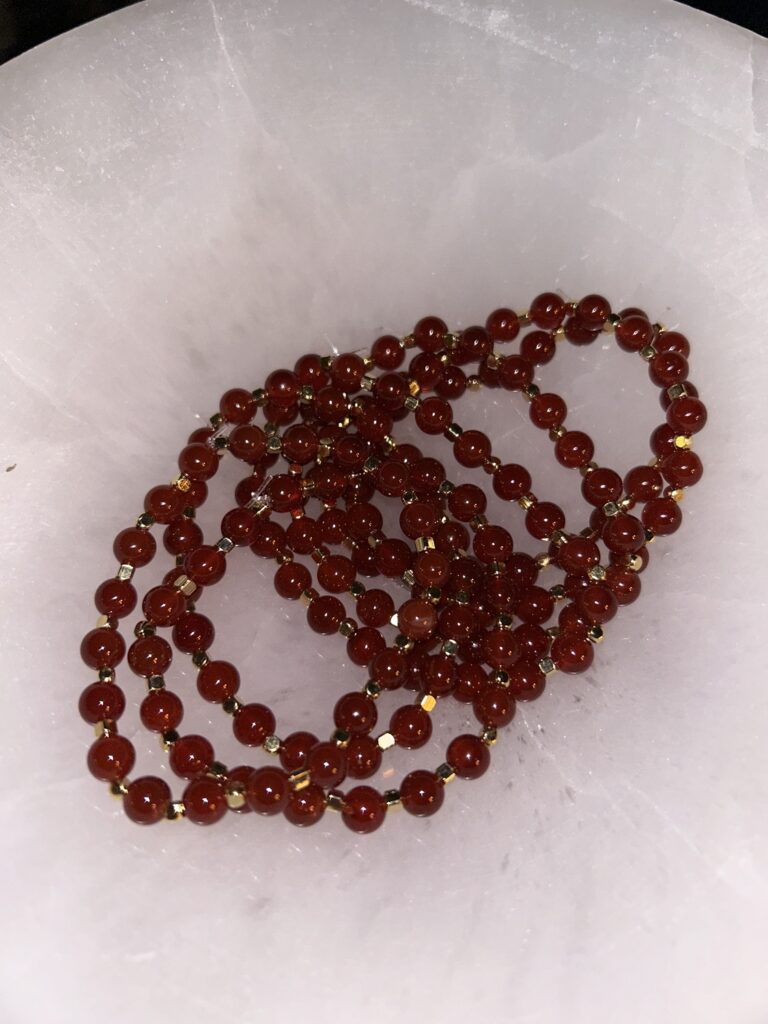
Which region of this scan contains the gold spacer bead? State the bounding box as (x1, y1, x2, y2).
(326, 791, 345, 812)
(166, 801, 185, 821)
(441, 638, 460, 656)
(539, 657, 556, 675)
(408, 379, 421, 397)
(363, 456, 381, 474)
(667, 383, 689, 401)
(332, 729, 351, 748)
(172, 475, 192, 493)
(549, 584, 566, 601)
(674, 435, 693, 449)
(212, 435, 230, 451)
(436, 763, 456, 784)
(147, 675, 165, 690)
(550, 529, 568, 546)
(485, 353, 501, 369)
(209, 412, 224, 429)
(401, 568, 416, 588)
(420, 694, 437, 713)
(394, 634, 414, 652)
(110, 779, 129, 798)
(496, 613, 514, 630)
(384, 789, 401, 810)
(546, 626, 560, 639)
(173, 574, 198, 597)
(603, 313, 620, 332)
(415, 536, 435, 552)
(116, 563, 135, 581)
(580, 461, 598, 477)
(266, 435, 282, 454)
(338, 618, 358, 638)
(222, 697, 242, 716)
(588, 625, 605, 644)
(628, 554, 643, 572)
(98, 667, 115, 682)
(161, 729, 179, 750)
(349, 581, 366, 598)
(252, 388, 267, 404)
(444, 332, 460, 350)
(588, 565, 607, 582)
(518, 494, 536, 510)
(483, 455, 501, 474)
(549, 426, 566, 441)
(208, 761, 228, 779)
(618, 496, 635, 511)
(602, 501, 620, 517)
(640, 345, 657, 361)
(364, 680, 382, 699)
(438, 480, 455, 496)
(94, 720, 116, 738)
(553, 325, 566, 339)
(467, 375, 482, 391)
(134, 620, 156, 638)
(95, 614, 113, 628)
(481, 727, 498, 747)
(382, 435, 397, 453)
(225, 784, 247, 810)
(491, 669, 510, 687)
(192, 650, 210, 668)
(653, 322, 667, 334)
(263, 734, 281, 754)
(424, 586, 442, 604)
(136, 512, 155, 529)
(360, 375, 375, 392)
(377, 732, 396, 751)
(401, 489, 418, 505)
(644, 528, 656, 544)
(669, 488, 684, 502)
(522, 383, 540, 401)
(470, 514, 488, 531)
(401, 333, 415, 349)
(299, 589, 315, 607)
(289, 769, 311, 791)
(299, 385, 314, 403)
(404, 395, 420, 411)
(444, 423, 463, 442)
(518, 312, 531, 326)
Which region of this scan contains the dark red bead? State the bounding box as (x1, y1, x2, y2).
(581, 467, 622, 507)
(233, 703, 276, 747)
(178, 443, 218, 481)
(342, 786, 387, 834)
(529, 292, 566, 329)
(246, 766, 289, 815)
(124, 776, 171, 825)
(413, 315, 447, 353)
(515, 586, 555, 626)
(197, 660, 240, 703)
(415, 396, 453, 435)
(164, 516, 203, 555)
(481, 628, 518, 670)
(169, 734, 214, 779)
(454, 430, 491, 468)
(474, 525, 513, 563)
(551, 633, 594, 673)
(346, 735, 382, 778)
(79, 681, 126, 724)
(357, 589, 395, 627)
(604, 565, 641, 605)
(398, 599, 437, 641)
(279, 731, 318, 771)
(576, 584, 618, 624)
(400, 770, 444, 817)
(172, 612, 215, 653)
(624, 465, 664, 503)
(390, 705, 432, 749)
(81, 627, 125, 669)
(219, 388, 256, 425)
(265, 368, 300, 405)
(493, 463, 532, 501)
(274, 561, 312, 600)
(485, 307, 520, 342)
(284, 783, 326, 826)
(128, 635, 172, 677)
(229, 424, 267, 463)
(184, 545, 227, 586)
(113, 527, 156, 567)
(643, 496, 682, 535)
(655, 331, 690, 357)
(667, 396, 707, 434)
(144, 485, 184, 525)
(520, 329, 556, 365)
(142, 585, 186, 627)
(334, 692, 377, 735)
(615, 315, 653, 352)
(576, 294, 611, 328)
(375, 539, 412, 578)
(306, 741, 347, 788)
(447, 734, 490, 780)
(347, 626, 386, 666)
(564, 317, 600, 345)
(650, 351, 689, 388)
(499, 355, 533, 390)
(307, 595, 346, 635)
(530, 392, 567, 430)
(555, 430, 594, 468)
(94, 578, 137, 618)
(183, 777, 228, 825)
(558, 537, 600, 573)
(371, 334, 405, 370)
(526, 502, 565, 540)
(660, 449, 703, 488)
(602, 513, 645, 554)
(87, 734, 135, 782)
(370, 648, 407, 690)
(513, 623, 548, 660)
(140, 688, 183, 732)
(508, 659, 546, 700)
(474, 685, 516, 728)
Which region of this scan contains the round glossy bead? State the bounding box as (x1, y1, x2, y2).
(604, 565, 642, 605)
(334, 692, 378, 735)
(142, 585, 186, 627)
(233, 703, 276, 747)
(169, 734, 214, 779)
(128, 636, 172, 677)
(265, 368, 300, 405)
(178, 443, 218, 481)
(347, 627, 386, 667)
(413, 315, 447, 352)
(284, 783, 326, 827)
(124, 776, 171, 825)
(474, 686, 516, 728)
(525, 502, 565, 540)
(371, 334, 405, 369)
(370, 648, 407, 690)
(274, 561, 312, 600)
(448, 484, 486, 522)
(246, 766, 290, 815)
(140, 689, 183, 732)
(172, 612, 215, 654)
(660, 449, 703, 488)
(481, 628, 518, 670)
(219, 388, 256, 424)
(306, 742, 347, 788)
(529, 292, 566, 329)
(357, 589, 395, 627)
(390, 705, 432, 749)
(513, 623, 548, 660)
(564, 318, 600, 345)
(447, 734, 490, 780)
(400, 501, 439, 540)
(650, 351, 689, 388)
(493, 463, 532, 501)
(342, 786, 387, 834)
(667, 396, 707, 434)
(307, 595, 346, 635)
(400, 770, 444, 817)
(499, 355, 533, 390)
(144, 485, 184, 525)
(413, 550, 450, 588)
(515, 586, 555, 626)
(551, 633, 594, 673)
(94, 578, 137, 618)
(474, 525, 513, 563)
(398, 599, 437, 641)
(485, 307, 520, 342)
(558, 536, 600, 573)
(183, 777, 228, 825)
(454, 430, 491, 468)
(624, 465, 664, 502)
(81, 627, 126, 669)
(229, 424, 267, 463)
(581, 467, 622, 506)
(317, 555, 355, 594)
(508, 659, 546, 700)
(197, 660, 240, 703)
(346, 735, 382, 778)
(79, 681, 126, 724)
(602, 513, 645, 554)
(576, 584, 618, 624)
(655, 330, 690, 357)
(279, 731, 318, 771)
(576, 294, 611, 328)
(520, 329, 556, 365)
(375, 538, 412, 577)
(615, 315, 653, 352)
(530, 393, 567, 430)
(164, 517, 203, 555)
(87, 735, 135, 782)
(555, 431, 594, 468)
(643, 496, 682, 535)
(415, 396, 453, 435)
(113, 527, 156, 567)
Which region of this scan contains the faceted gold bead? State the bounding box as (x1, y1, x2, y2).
(518, 494, 536, 510)
(192, 650, 210, 668)
(384, 789, 402, 809)
(289, 769, 311, 791)
(363, 456, 381, 474)
(628, 554, 644, 572)
(483, 456, 501, 474)
(467, 375, 482, 391)
(225, 784, 247, 810)
(95, 614, 112, 628)
(364, 680, 382, 699)
(496, 613, 514, 630)
(382, 435, 397, 452)
(644, 528, 656, 544)
(602, 501, 620, 517)
(414, 536, 435, 552)
(263, 735, 281, 754)
(408, 378, 421, 397)
(550, 529, 567, 546)
(117, 563, 135, 582)
(441, 639, 459, 656)
(491, 669, 510, 687)
(251, 388, 266, 404)
(420, 694, 437, 713)
(548, 426, 566, 441)
(266, 435, 282, 454)
(667, 383, 689, 401)
(424, 586, 442, 604)
(360, 375, 375, 392)
(394, 634, 414, 652)
(549, 584, 566, 601)
(166, 801, 185, 820)
(404, 396, 420, 411)
(401, 489, 417, 505)
(349, 581, 366, 598)
(173, 574, 198, 597)
(669, 488, 685, 502)
(209, 412, 224, 429)
(603, 313, 620, 332)
(94, 720, 115, 738)
(640, 345, 657, 361)
(110, 779, 129, 798)
(401, 568, 416, 587)
(208, 761, 228, 778)
(222, 697, 242, 716)
(436, 763, 456, 784)
(674, 435, 693, 449)
(98, 667, 115, 683)
(161, 729, 179, 750)
(338, 618, 357, 638)
(299, 589, 315, 607)
(147, 675, 165, 691)
(539, 657, 556, 675)
(136, 512, 155, 529)
(332, 729, 351, 748)
(579, 461, 598, 477)
(444, 423, 463, 442)
(588, 565, 606, 582)
(481, 727, 498, 747)
(326, 791, 345, 812)
(470, 514, 488, 531)
(377, 732, 396, 751)
(588, 625, 605, 644)
(522, 384, 540, 401)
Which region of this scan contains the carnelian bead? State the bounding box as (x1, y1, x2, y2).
(624, 465, 664, 502)
(565, 317, 600, 344)
(643, 496, 682, 535)
(140, 689, 183, 732)
(581, 467, 622, 506)
(515, 586, 555, 626)
(294, 352, 329, 390)
(602, 513, 645, 554)
(318, 508, 348, 544)
(124, 776, 171, 825)
(529, 292, 566, 329)
(346, 735, 382, 778)
(667, 396, 707, 434)
(87, 735, 135, 782)
(513, 623, 548, 660)
(424, 654, 456, 696)
(229, 424, 267, 463)
(390, 705, 432, 748)
(172, 612, 215, 653)
(284, 783, 326, 827)
(400, 771, 444, 817)
(576, 294, 611, 328)
(486, 307, 520, 342)
(508, 659, 546, 700)
(474, 525, 513, 563)
(604, 565, 641, 605)
(371, 334, 405, 369)
(186, 480, 208, 508)
(375, 539, 412, 578)
(436, 364, 467, 398)
(435, 520, 470, 554)
(342, 786, 387, 834)
(499, 355, 533, 390)
(474, 685, 516, 728)
(219, 387, 256, 424)
(556, 430, 595, 468)
(400, 501, 439, 540)
(286, 517, 320, 555)
(169, 734, 214, 779)
(81, 627, 125, 669)
(660, 449, 703, 488)
(558, 537, 600, 573)
(481, 628, 518, 670)
(454, 429, 491, 468)
(94, 578, 137, 619)
(142, 585, 186, 627)
(530, 392, 567, 430)
(347, 627, 385, 666)
(370, 648, 407, 689)
(178, 443, 218, 481)
(526, 502, 565, 540)
(274, 561, 311, 600)
(279, 731, 318, 771)
(398, 599, 437, 641)
(334, 692, 378, 735)
(610, 546, 649, 573)
(188, 426, 213, 445)
(144, 485, 184, 525)
(520, 329, 556, 364)
(551, 633, 594, 673)
(410, 351, 445, 389)
(183, 777, 228, 825)
(655, 330, 690, 357)
(113, 526, 156, 567)
(414, 550, 450, 588)
(650, 351, 689, 388)
(128, 635, 172, 677)
(355, 400, 392, 442)
(415, 396, 453, 435)
(650, 423, 678, 459)
(559, 604, 591, 635)
(307, 595, 345, 635)
(619, 306, 649, 320)
(576, 584, 618, 624)
(492, 464, 531, 502)
(346, 503, 383, 539)
(448, 483, 486, 522)
(447, 734, 490, 780)
(233, 703, 275, 747)
(163, 516, 203, 556)
(184, 545, 227, 586)
(265, 368, 299, 405)
(266, 474, 302, 514)
(251, 520, 288, 559)
(413, 315, 447, 352)
(452, 662, 486, 703)
(357, 589, 395, 627)
(197, 660, 240, 703)
(438, 604, 476, 641)
(79, 682, 126, 724)
(246, 766, 290, 815)
(317, 555, 355, 593)
(615, 315, 653, 352)
(307, 742, 347, 788)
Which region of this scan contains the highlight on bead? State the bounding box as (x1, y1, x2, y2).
(79, 295, 705, 832)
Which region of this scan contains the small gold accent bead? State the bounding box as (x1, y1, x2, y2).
(117, 563, 135, 581)
(136, 512, 155, 529)
(266, 435, 282, 454)
(588, 625, 605, 644)
(518, 494, 536, 510)
(401, 333, 415, 349)
(338, 618, 357, 638)
(441, 639, 459, 656)
(518, 312, 531, 326)
(408, 379, 421, 397)
(444, 332, 459, 350)
(496, 613, 514, 630)
(298, 385, 314, 403)
(481, 727, 498, 747)
(492, 669, 510, 687)
(444, 423, 463, 442)
(382, 435, 397, 453)
(549, 426, 566, 441)
(539, 657, 556, 675)
(420, 694, 437, 713)
(363, 455, 381, 473)
(603, 313, 620, 332)
(489, 561, 506, 575)
(349, 581, 366, 598)
(216, 537, 235, 553)
(161, 729, 179, 750)
(401, 569, 416, 588)
(364, 680, 382, 699)
(470, 514, 488, 531)
(212, 435, 230, 450)
(522, 383, 540, 401)
(640, 345, 657, 361)
(644, 528, 656, 544)
(454, 590, 470, 605)
(263, 734, 281, 754)
(222, 697, 242, 715)
(94, 720, 116, 738)
(173, 475, 192, 492)
(436, 763, 456, 784)
(483, 456, 501, 474)
(588, 565, 607, 582)
(424, 586, 442, 604)
(299, 589, 315, 607)
(653, 322, 666, 334)
(669, 488, 684, 502)
(550, 529, 568, 546)
(618, 496, 635, 511)
(384, 789, 401, 809)
(674, 435, 693, 449)
(467, 375, 482, 391)
(332, 729, 351, 748)
(415, 536, 435, 552)
(95, 614, 113, 628)
(147, 675, 165, 691)
(326, 791, 345, 812)
(546, 626, 560, 639)
(209, 412, 224, 429)
(536, 553, 552, 569)
(404, 395, 420, 411)
(580, 461, 598, 477)
(402, 489, 418, 505)
(667, 383, 689, 401)
(438, 480, 455, 496)
(628, 554, 643, 571)
(98, 667, 115, 683)
(275, 550, 294, 565)
(394, 634, 414, 652)
(208, 761, 227, 778)
(110, 779, 129, 798)
(602, 501, 620, 517)
(251, 387, 266, 404)
(173, 574, 198, 597)
(485, 353, 501, 369)
(134, 620, 156, 638)
(549, 584, 566, 601)
(360, 375, 375, 392)
(289, 769, 311, 791)
(166, 800, 185, 820)
(319, 355, 333, 371)
(377, 732, 396, 751)
(553, 325, 566, 339)
(225, 784, 247, 810)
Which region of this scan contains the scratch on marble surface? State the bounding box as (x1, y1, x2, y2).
(208, 0, 253, 109)
(519, 713, 589, 799)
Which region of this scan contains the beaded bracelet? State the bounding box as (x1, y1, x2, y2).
(79, 293, 706, 833)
